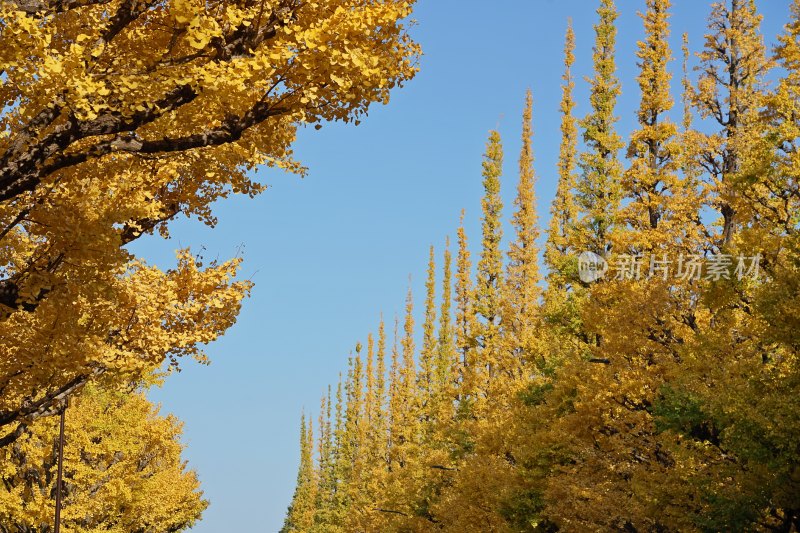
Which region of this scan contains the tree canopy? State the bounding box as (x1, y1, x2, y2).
(284, 1, 800, 530)
(0, 0, 420, 446)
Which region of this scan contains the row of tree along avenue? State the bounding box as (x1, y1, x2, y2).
(0, 0, 420, 529)
(282, 0, 800, 531)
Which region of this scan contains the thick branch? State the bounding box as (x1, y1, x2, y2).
(9, 0, 112, 15)
(0, 84, 199, 202)
(120, 202, 181, 244)
(40, 100, 286, 180)
(0, 367, 101, 429)
(376, 508, 410, 517)
(0, 422, 28, 448)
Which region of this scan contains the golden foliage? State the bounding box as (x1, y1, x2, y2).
(0, 0, 420, 448)
(0, 383, 206, 531)
(285, 1, 800, 532)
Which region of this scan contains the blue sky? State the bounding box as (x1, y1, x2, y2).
(136, 1, 791, 530)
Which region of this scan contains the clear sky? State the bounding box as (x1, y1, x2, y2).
(135, 1, 792, 531)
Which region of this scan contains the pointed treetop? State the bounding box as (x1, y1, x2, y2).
(455, 210, 475, 367)
(576, 0, 624, 255)
(695, 0, 771, 246)
(507, 89, 541, 287)
(365, 332, 375, 424)
(419, 246, 437, 401)
(618, 0, 688, 253)
(681, 32, 693, 131)
(436, 237, 456, 397)
(505, 90, 542, 348)
(475, 130, 504, 327)
(546, 20, 580, 286)
(401, 283, 416, 396)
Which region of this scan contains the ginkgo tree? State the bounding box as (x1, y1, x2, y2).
(284, 0, 800, 531)
(0, 383, 207, 531)
(0, 0, 420, 445)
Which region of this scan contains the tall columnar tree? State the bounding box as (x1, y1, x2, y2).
(620, 0, 698, 253)
(694, 0, 771, 247)
(436, 238, 457, 402)
(504, 90, 542, 374)
(400, 286, 417, 428)
(454, 211, 476, 405)
(282, 414, 317, 533)
(388, 288, 417, 469)
(545, 20, 580, 287)
(319, 377, 341, 527)
(343, 349, 364, 459)
(374, 317, 389, 460)
(543, 20, 585, 345)
(758, 0, 800, 235)
(434, 130, 516, 532)
(576, 0, 624, 256)
(474, 130, 505, 405)
(361, 320, 392, 531)
(475, 131, 505, 329)
(313, 388, 335, 530)
(348, 344, 378, 531)
(681, 32, 694, 133)
(360, 330, 381, 524)
(316, 375, 347, 529)
(365, 334, 376, 434)
(419, 246, 437, 406)
(383, 288, 429, 529)
(433, 238, 458, 457)
(447, 98, 546, 532)
(731, 0, 800, 251)
(388, 317, 401, 455)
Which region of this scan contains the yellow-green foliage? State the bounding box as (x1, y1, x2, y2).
(0, 383, 206, 532)
(286, 1, 800, 531)
(0, 0, 421, 448)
